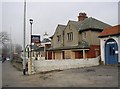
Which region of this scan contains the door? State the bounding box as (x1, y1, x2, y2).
(105, 39, 118, 64)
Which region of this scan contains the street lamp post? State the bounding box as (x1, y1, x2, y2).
(29, 19, 33, 74)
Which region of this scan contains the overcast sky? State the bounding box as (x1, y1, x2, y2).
(1, 0, 119, 48)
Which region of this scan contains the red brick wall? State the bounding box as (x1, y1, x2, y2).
(86, 45, 100, 58)
(74, 45, 100, 59)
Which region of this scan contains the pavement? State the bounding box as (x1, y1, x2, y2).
(1, 61, 119, 87)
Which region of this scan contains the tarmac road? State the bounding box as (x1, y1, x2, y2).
(2, 61, 35, 87)
(2, 61, 119, 87)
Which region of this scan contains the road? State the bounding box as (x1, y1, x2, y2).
(2, 61, 35, 87)
(2, 61, 119, 87)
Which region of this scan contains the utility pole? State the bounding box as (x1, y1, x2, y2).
(23, 0, 26, 75)
(10, 27, 12, 61)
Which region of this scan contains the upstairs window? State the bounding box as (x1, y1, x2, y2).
(67, 32, 73, 41)
(57, 35, 61, 42)
(82, 32, 86, 40)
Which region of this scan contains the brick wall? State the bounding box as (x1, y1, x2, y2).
(86, 45, 100, 58)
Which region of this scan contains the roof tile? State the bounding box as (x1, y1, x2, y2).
(99, 25, 120, 37)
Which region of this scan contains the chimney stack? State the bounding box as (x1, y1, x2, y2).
(78, 12, 88, 21)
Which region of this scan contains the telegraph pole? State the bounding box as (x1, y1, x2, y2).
(23, 0, 26, 75)
(10, 27, 12, 61)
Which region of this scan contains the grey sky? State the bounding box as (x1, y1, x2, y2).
(2, 1, 118, 47)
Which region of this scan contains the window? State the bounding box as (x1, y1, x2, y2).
(82, 32, 86, 39)
(67, 32, 73, 41)
(84, 32, 86, 38)
(57, 35, 61, 42)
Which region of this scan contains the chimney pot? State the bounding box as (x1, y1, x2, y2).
(78, 12, 88, 21)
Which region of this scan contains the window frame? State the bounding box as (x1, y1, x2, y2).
(57, 35, 61, 42)
(67, 32, 73, 41)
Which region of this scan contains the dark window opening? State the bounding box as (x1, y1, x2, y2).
(57, 35, 61, 42)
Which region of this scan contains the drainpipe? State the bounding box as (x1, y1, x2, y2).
(63, 31, 64, 46)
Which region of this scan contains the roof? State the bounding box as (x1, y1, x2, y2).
(69, 20, 81, 29)
(50, 24, 66, 39)
(30, 45, 38, 50)
(99, 25, 120, 37)
(68, 17, 111, 32)
(50, 17, 111, 40)
(49, 35, 53, 39)
(34, 46, 44, 51)
(47, 45, 90, 51)
(78, 17, 111, 31)
(47, 41, 90, 51)
(58, 24, 66, 30)
(41, 38, 51, 43)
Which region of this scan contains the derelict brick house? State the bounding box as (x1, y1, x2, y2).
(46, 12, 111, 60)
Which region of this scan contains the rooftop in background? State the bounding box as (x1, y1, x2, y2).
(41, 32, 51, 43)
(99, 25, 120, 37)
(41, 38, 51, 43)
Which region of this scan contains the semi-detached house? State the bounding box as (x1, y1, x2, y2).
(46, 13, 111, 60)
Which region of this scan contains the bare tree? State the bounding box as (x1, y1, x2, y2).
(0, 31, 10, 57)
(0, 31, 10, 46)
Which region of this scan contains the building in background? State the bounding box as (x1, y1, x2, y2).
(46, 12, 111, 60)
(99, 25, 120, 64)
(33, 32, 51, 60)
(22, 33, 51, 61)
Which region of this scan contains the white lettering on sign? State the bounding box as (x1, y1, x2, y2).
(107, 42, 116, 44)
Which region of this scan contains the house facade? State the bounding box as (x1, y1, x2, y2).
(99, 25, 120, 64)
(34, 32, 51, 60)
(46, 12, 111, 60)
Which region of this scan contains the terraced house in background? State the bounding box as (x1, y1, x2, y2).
(46, 12, 111, 60)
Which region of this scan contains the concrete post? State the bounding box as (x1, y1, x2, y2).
(83, 50, 85, 59)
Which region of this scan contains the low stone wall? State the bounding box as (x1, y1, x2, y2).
(34, 57, 100, 73)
